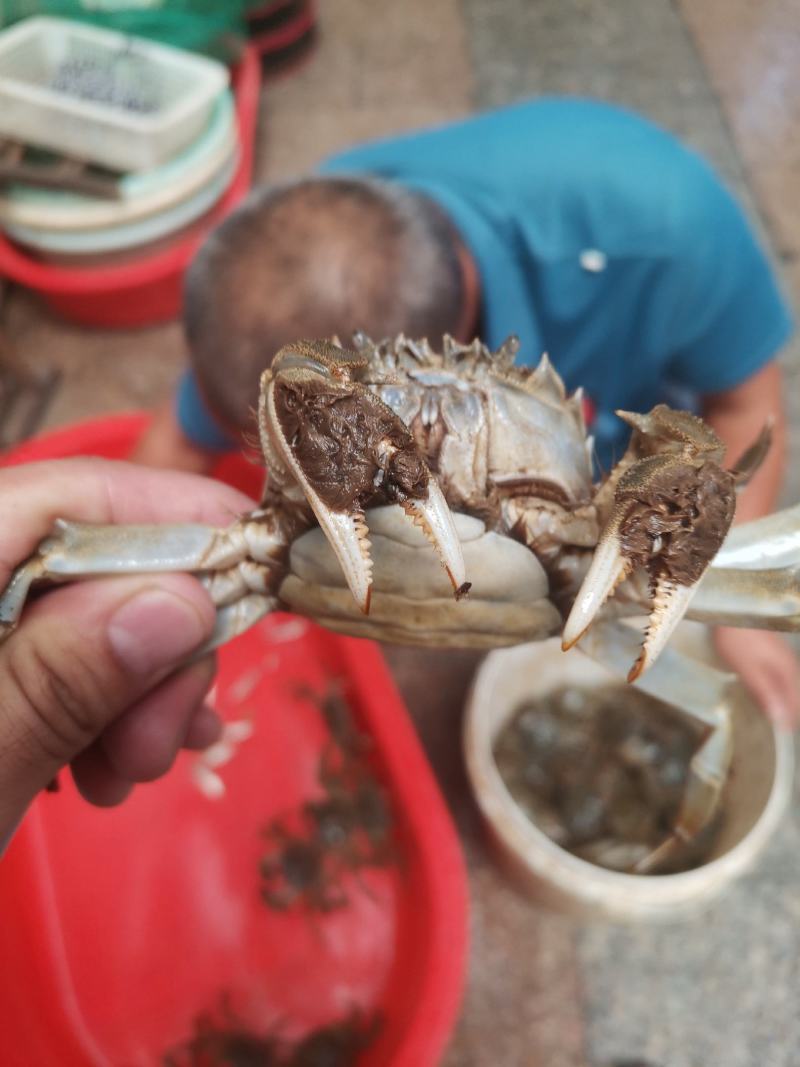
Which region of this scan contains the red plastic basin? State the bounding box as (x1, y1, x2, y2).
(0, 417, 468, 1067)
(0, 48, 261, 329)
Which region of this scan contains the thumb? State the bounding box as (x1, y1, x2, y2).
(0, 573, 215, 827)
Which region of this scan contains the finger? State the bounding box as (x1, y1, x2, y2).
(0, 573, 215, 825)
(183, 704, 224, 750)
(100, 657, 217, 782)
(71, 743, 134, 808)
(0, 458, 256, 587)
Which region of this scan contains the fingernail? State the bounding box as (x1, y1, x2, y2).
(108, 588, 210, 675)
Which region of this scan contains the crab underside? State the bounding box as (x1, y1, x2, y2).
(2, 335, 799, 872)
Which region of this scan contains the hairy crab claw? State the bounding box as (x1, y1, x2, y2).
(261, 340, 469, 614)
(563, 406, 740, 679)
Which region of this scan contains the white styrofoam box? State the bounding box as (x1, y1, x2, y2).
(0, 17, 230, 172)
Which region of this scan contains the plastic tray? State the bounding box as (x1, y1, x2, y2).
(0, 90, 237, 232)
(0, 17, 229, 172)
(0, 46, 259, 328)
(0, 415, 469, 1067)
(5, 153, 237, 255)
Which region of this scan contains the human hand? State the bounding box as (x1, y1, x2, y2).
(0, 458, 255, 850)
(713, 626, 800, 731)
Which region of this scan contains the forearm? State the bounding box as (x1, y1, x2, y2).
(700, 360, 786, 524)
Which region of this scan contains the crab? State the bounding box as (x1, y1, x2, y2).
(2, 335, 799, 866)
(305, 744, 395, 872)
(258, 818, 349, 913)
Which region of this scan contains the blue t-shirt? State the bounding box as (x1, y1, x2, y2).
(178, 98, 792, 468)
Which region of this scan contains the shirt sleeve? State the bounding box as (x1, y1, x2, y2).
(665, 162, 793, 393)
(175, 369, 238, 453)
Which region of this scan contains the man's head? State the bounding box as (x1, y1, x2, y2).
(184, 175, 473, 436)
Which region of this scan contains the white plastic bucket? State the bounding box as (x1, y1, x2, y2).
(464, 637, 794, 922)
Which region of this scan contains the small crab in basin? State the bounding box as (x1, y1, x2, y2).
(2, 335, 799, 867)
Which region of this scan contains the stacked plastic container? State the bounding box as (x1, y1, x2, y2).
(0, 17, 260, 326)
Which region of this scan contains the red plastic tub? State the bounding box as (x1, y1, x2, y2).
(0, 48, 261, 329)
(0, 417, 469, 1067)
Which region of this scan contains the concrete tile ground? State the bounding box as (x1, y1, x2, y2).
(255, 0, 472, 182)
(461, 0, 746, 186)
(5, 290, 184, 430)
(3, 2, 800, 1065)
(678, 0, 800, 256)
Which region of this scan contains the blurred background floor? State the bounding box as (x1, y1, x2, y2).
(5, 2, 799, 1064)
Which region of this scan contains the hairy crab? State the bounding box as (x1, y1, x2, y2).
(2, 335, 799, 868)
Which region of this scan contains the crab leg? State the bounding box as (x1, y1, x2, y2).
(0, 512, 289, 643)
(690, 566, 800, 631)
(577, 619, 733, 873)
(673, 505, 800, 630)
(0, 556, 47, 635)
(196, 595, 278, 656)
(710, 503, 800, 570)
(261, 341, 468, 614)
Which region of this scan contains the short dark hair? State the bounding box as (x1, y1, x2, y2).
(183, 175, 465, 433)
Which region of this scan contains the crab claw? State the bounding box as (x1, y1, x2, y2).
(562, 516, 631, 651)
(401, 478, 469, 598)
(261, 340, 467, 613)
(626, 578, 701, 682)
(565, 448, 737, 677)
(300, 502, 375, 614)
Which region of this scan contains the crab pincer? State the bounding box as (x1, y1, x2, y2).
(261, 341, 469, 614)
(563, 407, 739, 679)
